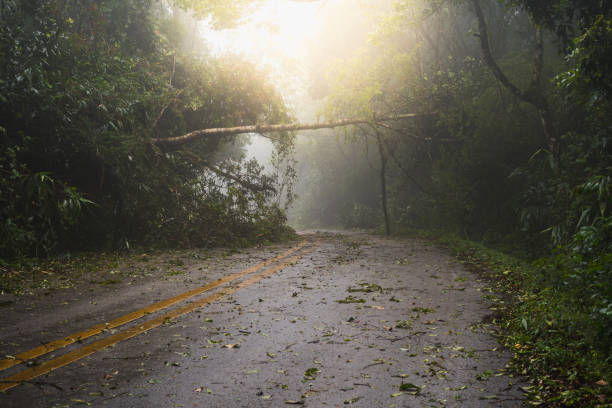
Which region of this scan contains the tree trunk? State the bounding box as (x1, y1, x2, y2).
(376, 134, 391, 236)
(151, 113, 423, 148)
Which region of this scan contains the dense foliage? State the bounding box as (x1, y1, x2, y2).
(0, 0, 295, 259)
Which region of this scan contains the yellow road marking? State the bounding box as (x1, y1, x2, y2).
(0, 243, 318, 392)
(0, 241, 308, 372)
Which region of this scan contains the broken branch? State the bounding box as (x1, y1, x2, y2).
(152, 113, 424, 147)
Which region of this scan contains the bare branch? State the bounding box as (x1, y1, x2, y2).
(206, 163, 276, 194)
(471, 0, 525, 100)
(380, 136, 433, 197)
(374, 122, 459, 143)
(151, 89, 185, 133)
(374, 122, 428, 141)
(152, 113, 424, 147)
(179, 150, 276, 194)
(471, 0, 557, 158)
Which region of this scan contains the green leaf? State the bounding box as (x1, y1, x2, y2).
(398, 383, 422, 395)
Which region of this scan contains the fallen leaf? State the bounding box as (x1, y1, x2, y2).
(337, 295, 366, 304)
(194, 387, 203, 393)
(302, 367, 320, 381)
(596, 379, 608, 386)
(399, 383, 421, 395)
(344, 396, 362, 404)
(224, 343, 239, 349)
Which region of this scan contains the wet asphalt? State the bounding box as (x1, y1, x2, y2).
(0, 232, 525, 407)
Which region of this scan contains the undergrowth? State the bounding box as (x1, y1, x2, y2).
(402, 229, 612, 407)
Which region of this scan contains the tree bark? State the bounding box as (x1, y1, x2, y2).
(151, 113, 422, 148)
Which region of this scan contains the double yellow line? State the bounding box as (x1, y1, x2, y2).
(0, 241, 318, 392)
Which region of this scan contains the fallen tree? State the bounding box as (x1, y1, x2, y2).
(151, 113, 423, 147)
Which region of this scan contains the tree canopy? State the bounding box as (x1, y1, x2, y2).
(0, 0, 296, 257)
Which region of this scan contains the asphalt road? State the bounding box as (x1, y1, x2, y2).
(0, 232, 524, 407)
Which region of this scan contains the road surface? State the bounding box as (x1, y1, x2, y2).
(0, 232, 524, 407)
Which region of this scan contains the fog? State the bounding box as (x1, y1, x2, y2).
(198, 0, 391, 230)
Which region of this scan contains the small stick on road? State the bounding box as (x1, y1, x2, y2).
(0, 379, 63, 391)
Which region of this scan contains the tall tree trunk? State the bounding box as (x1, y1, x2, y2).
(376, 134, 391, 236)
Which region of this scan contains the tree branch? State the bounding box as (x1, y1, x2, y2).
(151, 89, 185, 133)
(151, 113, 424, 148)
(179, 150, 276, 194)
(206, 163, 276, 194)
(373, 122, 459, 143)
(380, 136, 433, 197)
(471, 0, 525, 100)
(472, 0, 558, 158)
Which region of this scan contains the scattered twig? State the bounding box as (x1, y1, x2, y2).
(102, 356, 141, 360)
(0, 379, 63, 391)
(362, 361, 385, 369)
(102, 391, 129, 401)
(353, 383, 372, 388)
(375, 335, 396, 341)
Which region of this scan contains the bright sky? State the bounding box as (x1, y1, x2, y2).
(200, 0, 324, 61)
(198, 0, 329, 165)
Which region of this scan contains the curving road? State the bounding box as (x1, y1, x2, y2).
(0, 232, 524, 407)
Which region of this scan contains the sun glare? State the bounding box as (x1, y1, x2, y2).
(200, 0, 323, 60)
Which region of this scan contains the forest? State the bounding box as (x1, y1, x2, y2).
(1, 0, 611, 406)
